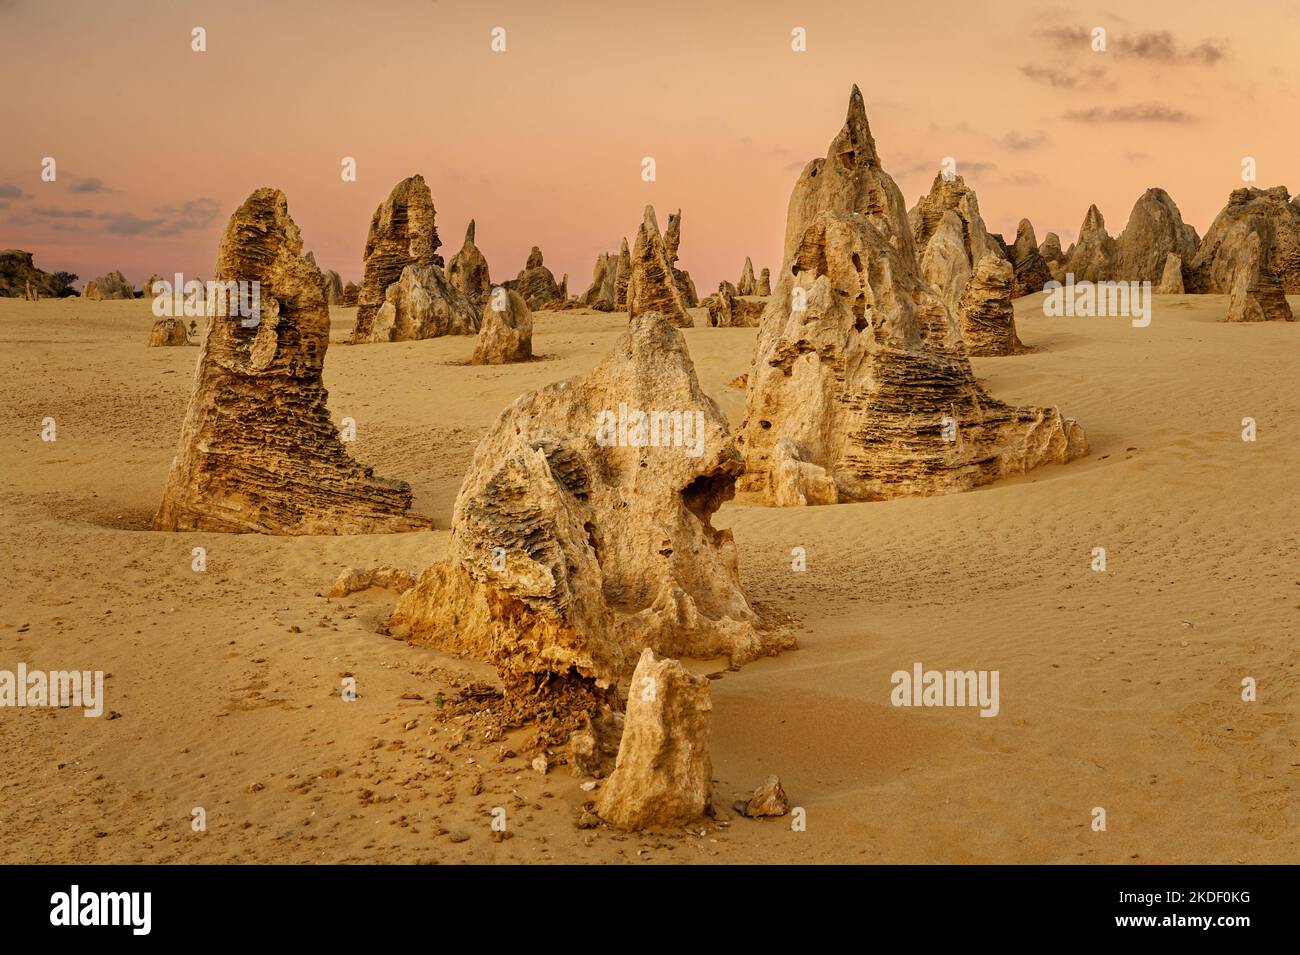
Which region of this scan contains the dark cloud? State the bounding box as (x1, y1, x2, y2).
(1017, 63, 1106, 89)
(100, 212, 166, 236)
(0, 182, 24, 198)
(32, 206, 95, 219)
(101, 198, 220, 237)
(1063, 103, 1195, 124)
(1001, 131, 1049, 151)
(71, 177, 107, 193)
(1035, 25, 1227, 65)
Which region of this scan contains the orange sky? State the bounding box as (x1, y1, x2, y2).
(1, 0, 1297, 293)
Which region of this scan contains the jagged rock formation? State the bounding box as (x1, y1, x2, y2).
(1011, 219, 1053, 297)
(353, 175, 442, 341)
(735, 775, 791, 818)
(664, 210, 699, 307)
(83, 271, 134, 300)
(757, 267, 771, 296)
(340, 281, 359, 306)
(959, 255, 1024, 355)
(703, 281, 765, 328)
(361, 264, 480, 342)
(595, 649, 712, 830)
(446, 220, 492, 311)
(580, 248, 626, 312)
(627, 206, 693, 327)
(322, 269, 343, 305)
(1038, 233, 1066, 283)
(909, 173, 1008, 271)
(738, 88, 1087, 505)
(1113, 188, 1199, 283)
(1156, 253, 1185, 294)
(1226, 227, 1294, 322)
(1189, 186, 1300, 296)
(614, 238, 631, 310)
(147, 318, 188, 346)
(139, 274, 164, 299)
(507, 246, 564, 310)
(912, 178, 1024, 354)
(153, 188, 426, 534)
(0, 250, 58, 298)
(390, 313, 790, 696)
(738, 257, 757, 295)
(471, 287, 532, 364)
(1065, 205, 1116, 282)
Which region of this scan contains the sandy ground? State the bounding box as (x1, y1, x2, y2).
(0, 294, 1296, 864)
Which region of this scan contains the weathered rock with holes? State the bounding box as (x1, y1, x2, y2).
(1113, 188, 1199, 283)
(446, 220, 492, 311)
(1065, 204, 1116, 282)
(1156, 253, 1185, 294)
(147, 317, 189, 346)
(83, 270, 135, 300)
(362, 263, 479, 342)
(472, 287, 533, 364)
(958, 255, 1025, 355)
(1189, 186, 1300, 296)
(740, 128, 1087, 505)
(595, 648, 712, 830)
(628, 207, 693, 327)
(154, 188, 426, 534)
(353, 175, 442, 342)
(391, 313, 791, 696)
(1011, 219, 1053, 297)
(508, 246, 564, 310)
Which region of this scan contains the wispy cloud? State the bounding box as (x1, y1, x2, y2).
(71, 177, 107, 194)
(1036, 25, 1227, 65)
(1063, 103, 1195, 124)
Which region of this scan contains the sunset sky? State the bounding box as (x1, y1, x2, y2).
(2, 0, 1297, 293)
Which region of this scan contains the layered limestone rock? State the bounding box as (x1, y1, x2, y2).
(1225, 226, 1294, 322)
(154, 188, 426, 534)
(580, 250, 624, 311)
(1113, 188, 1199, 283)
(322, 269, 343, 305)
(22, 280, 38, 301)
(1156, 253, 1185, 294)
(0, 250, 57, 298)
(627, 206, 693, 327)
(757, 267, 771, 296)
(738, 90, 1086, 504)
(782, 85, 916, 265)
(84, 270, 134, 300)
(508, 246, 564, 310)
(390, 313, 790, 696)
(958, 255, 1024, 355)
(1011, 219, 1053, 297)
(147, 318, 188, 346)
(446, 220, 492, 311)
(340, 281, 359, 306)
(704, 281, 765, 328)
(664, 210, 699, 307)
(738, 257, 757, 295)
(1038, 233, 1066, 283)
(913, 184, 1023, 354)
(361, 264, 479, 342)
(1065, 205, 1116, 282)
(471, 287, 532, 364)
(353, 175, 442, 341)
(595, 649, 712, 830)
(1189, 186, 1300, 295)
(614, 238, 631, 310)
